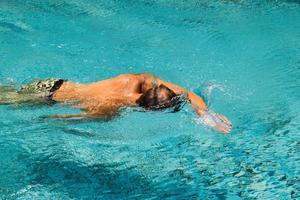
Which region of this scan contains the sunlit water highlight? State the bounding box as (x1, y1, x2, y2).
(0, 0, 299, 199)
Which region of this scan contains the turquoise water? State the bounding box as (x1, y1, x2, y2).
(0, 0, 299, 199)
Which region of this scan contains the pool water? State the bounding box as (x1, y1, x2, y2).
(0, 0, 299, 199)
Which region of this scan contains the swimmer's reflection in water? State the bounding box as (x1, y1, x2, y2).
(0, 73, 232, 133)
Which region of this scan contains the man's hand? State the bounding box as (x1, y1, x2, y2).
(198, 110, 232, 134)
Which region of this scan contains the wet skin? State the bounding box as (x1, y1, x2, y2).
(52, 73, 232, 133)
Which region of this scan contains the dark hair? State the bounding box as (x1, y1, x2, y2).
(137, 84, 185, 112)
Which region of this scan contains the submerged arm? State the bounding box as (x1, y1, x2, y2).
(43, 112, 114, 120)
(45, 113, 90, 119)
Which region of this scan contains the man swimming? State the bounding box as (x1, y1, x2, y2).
(0, 73, 232, 133)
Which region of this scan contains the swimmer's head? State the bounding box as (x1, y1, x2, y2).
(137, 84, 186, 112)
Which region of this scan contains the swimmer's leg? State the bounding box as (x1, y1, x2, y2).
(0, 85, 16, 93)
(0, 80, 51, 105)
(0, 90, 42, 105)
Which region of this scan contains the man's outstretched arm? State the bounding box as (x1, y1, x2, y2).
(156, 79, 207, 115)
(153, 76, 232, 133)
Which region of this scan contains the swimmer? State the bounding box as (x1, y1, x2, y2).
(0, 73, 232, 133)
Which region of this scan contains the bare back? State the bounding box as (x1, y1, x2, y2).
(52, 74, 149, 116)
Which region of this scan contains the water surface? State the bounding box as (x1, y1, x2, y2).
(0, 0, 299, 199)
